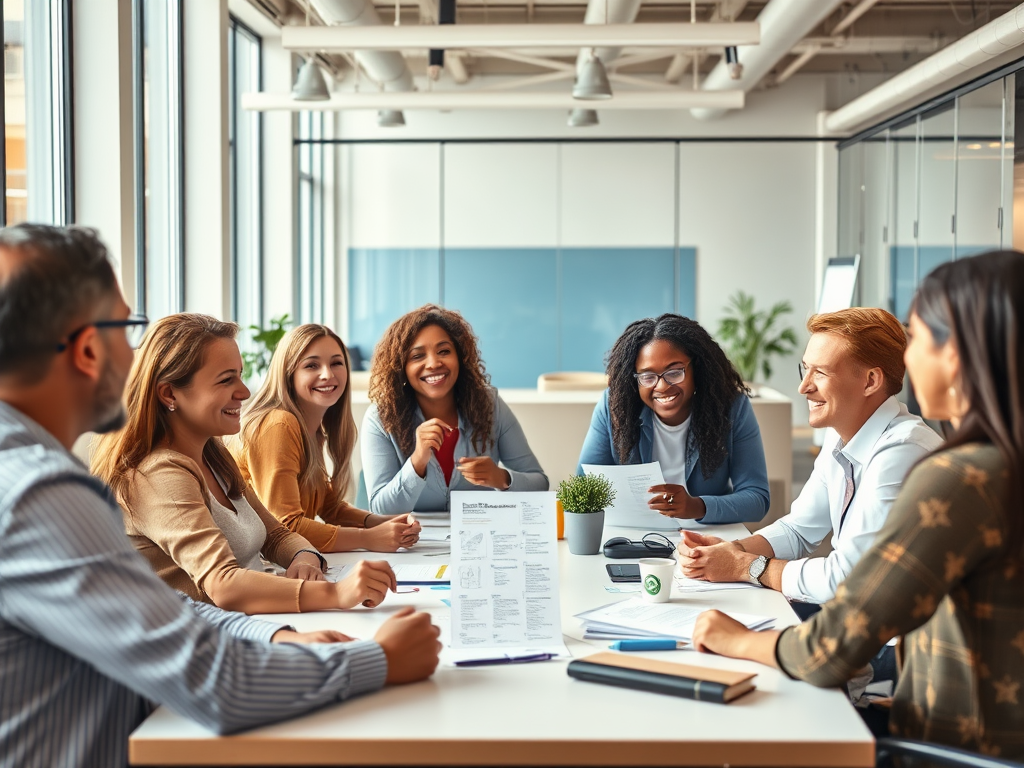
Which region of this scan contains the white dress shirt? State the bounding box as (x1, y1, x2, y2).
(759, 396, 944, 604)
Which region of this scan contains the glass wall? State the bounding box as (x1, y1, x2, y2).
(837, 66, 1016, 320)
(3, 0, 73, 226)
(297, 110, 326, 324)
(228, 17, 263, 330)
(133, 0, 184, 320)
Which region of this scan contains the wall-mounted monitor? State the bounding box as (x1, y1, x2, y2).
(817, 255, 860, 313)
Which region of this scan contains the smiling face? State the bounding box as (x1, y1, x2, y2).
(404, 323, 460, 406)
(904, 312, 959, 423)
(291, 335, 347, 417)
(167, 337, 250, 439)
(635, 339, 696, 426)
(799, 332, 881, 440)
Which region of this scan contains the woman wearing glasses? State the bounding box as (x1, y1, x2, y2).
(577, 314, 769, 524)
(92, 314, 398, 614)
(362, 304, 548, 513)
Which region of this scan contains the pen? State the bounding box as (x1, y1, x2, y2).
(609, 639, 687, 652)
(454, 653, 555, 667)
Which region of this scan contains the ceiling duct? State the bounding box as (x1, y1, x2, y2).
(690, 0, 844, 120)
(309, 0, 415, 93)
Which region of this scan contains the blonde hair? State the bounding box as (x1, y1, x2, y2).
(92, 313, 246, 505)
(807, 308, 907, 397)
(241, 324, 356, 509)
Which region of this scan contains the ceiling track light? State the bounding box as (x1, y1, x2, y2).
(725, 46, 743, 80)
(567, 109, 598, 127)
(573, 52, 612, 100)
(292, 57, 331, 101)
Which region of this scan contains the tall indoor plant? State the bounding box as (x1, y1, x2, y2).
(716, 291, 798, 388)
(556, 474, 616, 555)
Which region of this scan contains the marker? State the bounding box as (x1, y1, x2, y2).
(609, 639, 687, 652)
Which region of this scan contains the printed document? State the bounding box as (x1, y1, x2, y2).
(581, 461, 680, 530)
(326, 563, 450, 584)
(576, 597, 774, 641)
(449, 491, 569, 664)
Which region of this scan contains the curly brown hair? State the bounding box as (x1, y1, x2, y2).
(369, 305, 495, 457)
(606, 314, 748, 478)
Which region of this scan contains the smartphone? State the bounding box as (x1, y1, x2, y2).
(605, 563, 641, 583)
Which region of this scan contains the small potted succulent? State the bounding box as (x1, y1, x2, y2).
(556, 474, 616, 555)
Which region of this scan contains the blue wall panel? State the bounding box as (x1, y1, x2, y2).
(677, 247, 697, 320)
(443, 248, 559, 389)
(561, 248, 675, 372)
(348, 248, 440, 367)
(890, 245, 989, 320)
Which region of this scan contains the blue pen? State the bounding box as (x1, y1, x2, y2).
(609, 639, 687, 652)
(454, 653, 555, 667)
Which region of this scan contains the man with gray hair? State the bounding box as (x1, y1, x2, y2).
(0, 224, 441, 768)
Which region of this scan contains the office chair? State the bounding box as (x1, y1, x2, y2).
(876, 738, 1023, 768)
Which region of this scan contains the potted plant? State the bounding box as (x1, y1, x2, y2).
(716, 291, 799, 393)
(556, 474, 616, 555)
(241, 314, 291, 385)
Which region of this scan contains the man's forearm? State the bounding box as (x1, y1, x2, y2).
(736, 534, 777, 558)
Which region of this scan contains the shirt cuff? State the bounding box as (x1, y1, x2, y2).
(336, 640, 389, 699)
(758, 525, 794, 560)
(780, 558, 810, 603)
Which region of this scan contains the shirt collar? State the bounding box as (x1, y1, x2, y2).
(836, 396, 902, 467)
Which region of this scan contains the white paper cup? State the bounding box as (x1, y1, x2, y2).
(639, 558, 675, 603)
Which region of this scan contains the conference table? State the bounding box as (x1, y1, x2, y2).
(129, 522, 874, 767)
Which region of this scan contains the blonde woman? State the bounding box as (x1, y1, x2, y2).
(236, 324, 419, 552)
(92, 314, 396, 614)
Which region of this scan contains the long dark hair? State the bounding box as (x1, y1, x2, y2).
(605, 314, 748, 477)
(911, 250, 1024, 552)
(369, 305, 494, 457)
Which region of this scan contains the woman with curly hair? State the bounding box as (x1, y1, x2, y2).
(577, 314, 769, 524)
(362, 305, 548, 513)
(235, 324, 420, 552)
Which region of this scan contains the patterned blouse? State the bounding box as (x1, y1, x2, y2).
(776, 443, 1023, 759)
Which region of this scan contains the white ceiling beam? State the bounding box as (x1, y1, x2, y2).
(795, 35, 944, 55)
(446, 52, 471, 83)
(242, 88, 745, 110)
(611, 49, 678, 70)
(479, 70, 575, 90)
(281, 22, 761, 51)
(607, 72, 681, 91)
(664, 52, 688, 82)
(775, 44, 820, 84)
(831, 0, 883, 36)
(464, 48, 576, 72)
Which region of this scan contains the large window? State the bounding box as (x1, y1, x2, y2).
(229, 17, 263, 330)
(133, 0, 183, 320)
(837, 67, 1016, 319)
(2, 0, 73, 226)
(297, 110, 326, 324)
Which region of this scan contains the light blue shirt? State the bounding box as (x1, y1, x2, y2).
(361, 390, 549, 513)
(0, 402, 387, 768)
(576, 389, 770, 525)
(759, 396, 944, 604)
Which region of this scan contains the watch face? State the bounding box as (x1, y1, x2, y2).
(749, 556, 767, 580)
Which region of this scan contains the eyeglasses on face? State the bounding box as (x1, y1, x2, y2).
(633, 366, 687, 389)
(56, 315, 150, 352)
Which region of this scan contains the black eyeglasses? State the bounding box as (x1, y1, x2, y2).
(633, 366, 687, 389)
(56, 315, 150, 352)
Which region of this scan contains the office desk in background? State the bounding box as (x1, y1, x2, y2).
(129, 524, 872, 767)
(348, 387, 793, 526)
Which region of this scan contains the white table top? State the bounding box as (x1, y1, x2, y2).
(129, 524, 873, 766)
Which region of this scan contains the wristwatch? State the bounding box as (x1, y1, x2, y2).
(747, 555, 771, 586)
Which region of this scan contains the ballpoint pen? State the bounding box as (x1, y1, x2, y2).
(454, 653, 555, 667)
(609, 639, 688, 652)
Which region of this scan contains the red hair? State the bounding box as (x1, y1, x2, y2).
(807, 308, 906, 397)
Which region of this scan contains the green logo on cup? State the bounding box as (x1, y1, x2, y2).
(644, 574, 662, 595)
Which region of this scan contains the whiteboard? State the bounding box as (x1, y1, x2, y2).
(817, 256, 860, 313)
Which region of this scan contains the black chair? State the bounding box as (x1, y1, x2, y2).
(876, 738, 1024, 768)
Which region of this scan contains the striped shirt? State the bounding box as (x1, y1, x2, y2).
(0, 402, 388, 768)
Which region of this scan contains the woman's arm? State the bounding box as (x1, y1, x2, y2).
(575, 391, 618, 473)
(361, 406, 426, 514)
(696, 395, 771, 524)
(491, 395, 549, 491)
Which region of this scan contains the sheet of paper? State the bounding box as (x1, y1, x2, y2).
(449, 491, 570, 664)
(576, 597, 774, 641)
(581, 461, 680, 530)
(672, 575, 758, 593)
(417, 527, 451, 543)
(326, 563, 450, 584)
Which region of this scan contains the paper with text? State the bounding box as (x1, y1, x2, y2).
(582, 461, 680, 530)
(449, 491, 569, 664)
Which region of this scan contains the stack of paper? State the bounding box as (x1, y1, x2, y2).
(576, 598, 774, 643)
(672, 575, 758, 593)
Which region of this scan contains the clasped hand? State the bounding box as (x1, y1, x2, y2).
(675, 530, 752, 583)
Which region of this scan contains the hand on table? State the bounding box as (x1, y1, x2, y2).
(375, 606, 442, 684)
(363, 514, 421, 551)
(676, 530, 752, 583)
(458, 456, 510, 490)
(271, 628, 356, 645)
(285, 552, 326, 582)
(647, 484, 705, 519)
(335, 560, 397, 608)
(691, 610, 751, 654)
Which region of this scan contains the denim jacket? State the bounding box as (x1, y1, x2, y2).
(361, 390, 549, 514)
(576, 389, 770, 525)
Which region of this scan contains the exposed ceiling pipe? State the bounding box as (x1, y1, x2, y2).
(309, 0, 415, 92)
(826, 4, 1024, 134)
(665, 0, 749, 84)
(689, 0, 845, 120)
(574, 0, 644, 83)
